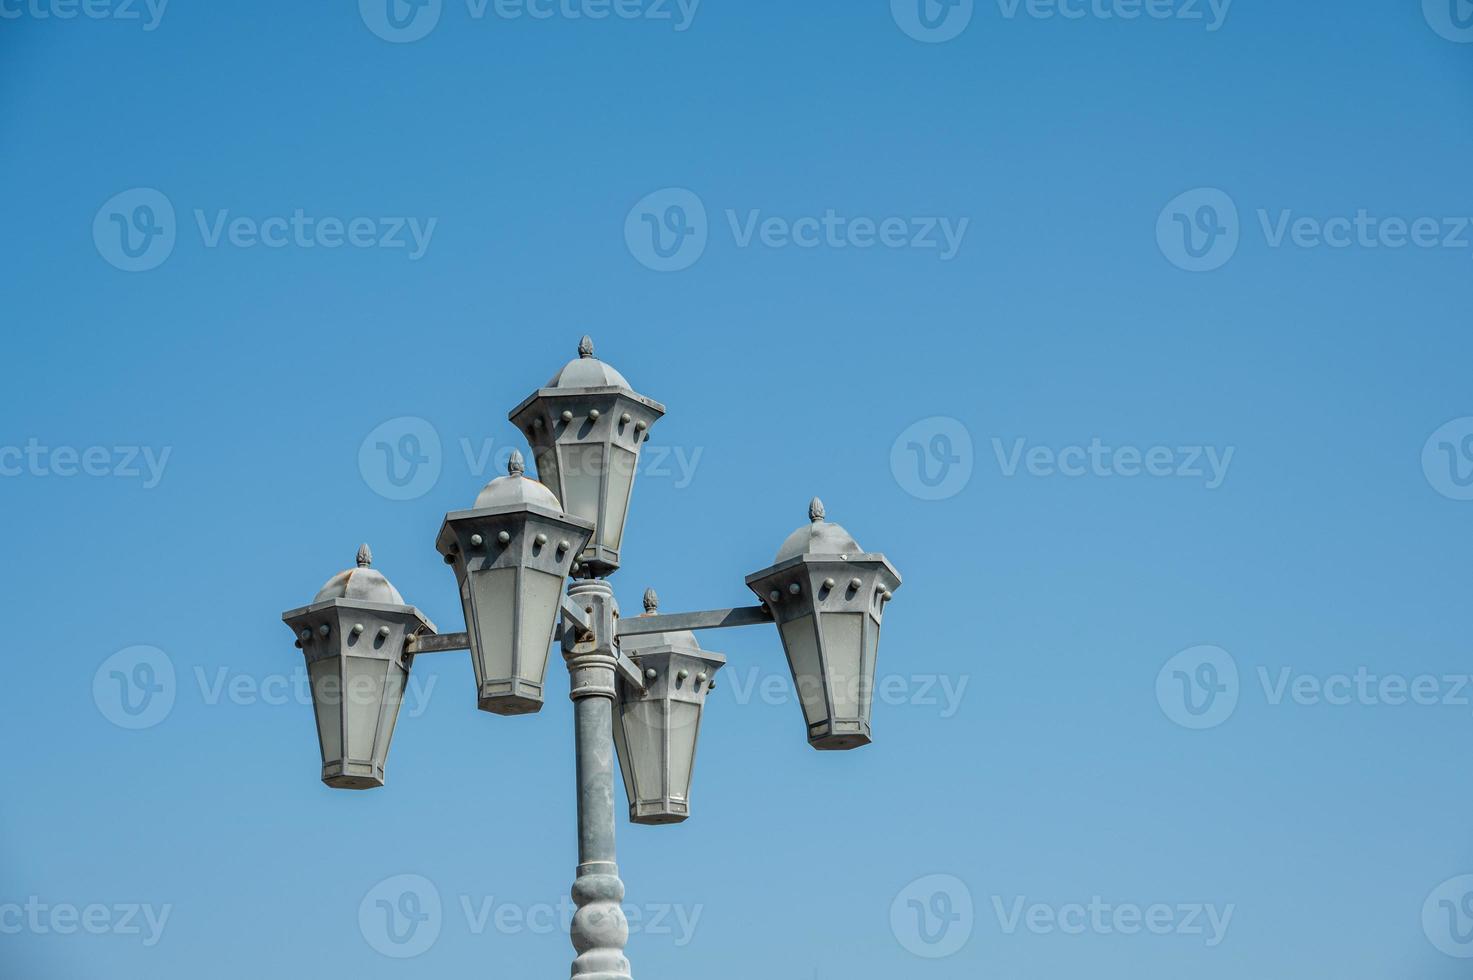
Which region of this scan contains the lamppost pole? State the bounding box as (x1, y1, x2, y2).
(562, 577, 631, 980)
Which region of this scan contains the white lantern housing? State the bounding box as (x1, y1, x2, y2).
(282, 544, 435, 789)
(437, 452, 594, 715)
(746, 499, 901, 750)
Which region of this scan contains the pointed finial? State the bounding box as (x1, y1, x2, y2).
(508, 449, 525, 478)
(578, 335, 595, 358)
(809, 497, 825, 523)
(356, 543, 373, 567)
(643, 588, 659, 614)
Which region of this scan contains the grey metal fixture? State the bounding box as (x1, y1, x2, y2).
(278, 338, 900, 979)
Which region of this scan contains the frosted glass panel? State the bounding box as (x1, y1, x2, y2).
(559, 444, 605, 536)
(467, 567, 516, 685)
(308, 658, 342, 765)
(344, 657, 387, 762)
(613, 704, 637, 803)
(622, 700, 665, 801)
(779, 615, 826, 727)
(602, 446, 637, 551)
(517, 568, 563, 686)
(376, 663, 408, 770)
(666, 700, 700, 801)
(820, 613, 864, 722)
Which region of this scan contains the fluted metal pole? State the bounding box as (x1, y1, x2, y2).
(562, 579, 632, 980)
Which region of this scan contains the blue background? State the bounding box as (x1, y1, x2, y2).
(3, 1, 1473, 977)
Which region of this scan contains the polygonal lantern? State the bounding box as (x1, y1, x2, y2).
(436, 451, 594, 715)
(746, 499, 901, 750)
(613, 589, 725, 825)
(281, 544, 435, 789)
(508, 336, 664, 577)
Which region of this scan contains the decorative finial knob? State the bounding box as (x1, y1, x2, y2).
(508, 449, 525, 478)
(809, 497, 825, 523)
(356, 543, 373, 567)
(643, 588, 658, 614)
(578, 335, 595, 358)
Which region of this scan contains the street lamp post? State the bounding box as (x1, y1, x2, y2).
(280, 338, 901, 978)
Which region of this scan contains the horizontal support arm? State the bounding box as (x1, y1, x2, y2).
(616, 604, 774, 637)
(405, 631, 469, 655)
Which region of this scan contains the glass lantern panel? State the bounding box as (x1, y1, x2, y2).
(308, 657, 343, 766)
(466, 567, 516, 686)
(601, 445, 637, 553)
(861, 613, 881, 723)
(820, 612, 866, 723)
(665, 699, 700, 802)
(558, 444, 605, 543)
(779, 615, 827, 728)
(375, 661, 409, 771)
(612, 701, 638, 804)
(620, 699, 666, 803)
(516, 567, 564, 686)
(344, 656, 388, 762)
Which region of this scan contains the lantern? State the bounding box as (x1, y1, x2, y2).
(745, 499, 901, 750)
(508, 336, 664, 577)
(281, 544, 435, 789)
(437, 451, 594, 715)
(612, 589, 725, 824)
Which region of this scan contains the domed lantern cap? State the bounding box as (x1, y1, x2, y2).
(436, 452, 594, 716)
(745, 499, 901, 751)
(508, 336, 665, 576)
(281, 544, 435, 790)
(612, 589, 726, 825)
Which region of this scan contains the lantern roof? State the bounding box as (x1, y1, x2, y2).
(473, 450, 563, 510)
(773, 498, 863, 563)
(313, 543, 406, 605)
(620, 588, 701, 651)
(544, 335, 631, 390)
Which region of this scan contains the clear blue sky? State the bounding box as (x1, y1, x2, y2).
(3, 1, 1473, 978)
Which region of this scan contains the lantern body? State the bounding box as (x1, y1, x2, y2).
(509, 346, 664, 576)
(437, 504, 593, 714)
(282, 597, 433, 788)
(612, 640, 724, 825)
(747, 554, 900, 750)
